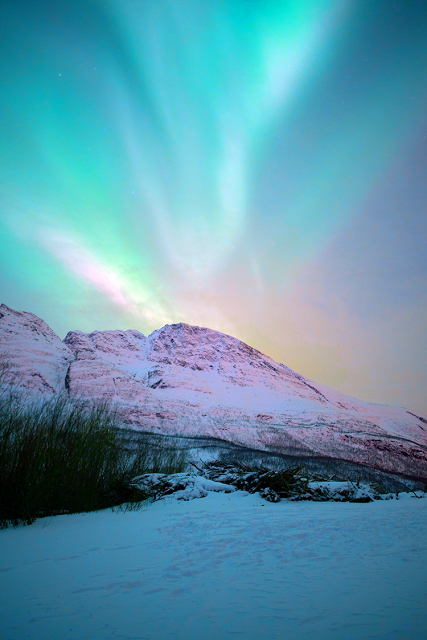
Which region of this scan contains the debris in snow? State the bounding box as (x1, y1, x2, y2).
(132, 462, 419, 503)
(200, 461, 308, 501)
(131, 472, 236, 501)
(293, 481, 376, 502)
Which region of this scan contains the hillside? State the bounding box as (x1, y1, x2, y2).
(1, 303, 426, 478)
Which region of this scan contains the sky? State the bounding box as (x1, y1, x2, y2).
(0, 0, 426, 414)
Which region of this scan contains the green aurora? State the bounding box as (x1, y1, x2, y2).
(1, 0, 426, 412)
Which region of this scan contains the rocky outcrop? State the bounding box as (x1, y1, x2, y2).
(1, 304, 427, 478)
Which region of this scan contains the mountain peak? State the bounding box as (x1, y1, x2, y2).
(1, 304, 427, 478)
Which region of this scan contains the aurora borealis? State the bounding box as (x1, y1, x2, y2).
(1, 0, 426, 413)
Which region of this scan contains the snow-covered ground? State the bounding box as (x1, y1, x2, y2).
(1, 491, 426, 640)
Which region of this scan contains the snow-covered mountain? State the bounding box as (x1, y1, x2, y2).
(1, 303, 426, 478)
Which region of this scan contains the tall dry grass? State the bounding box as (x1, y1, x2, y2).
(0, 363, 187, 527)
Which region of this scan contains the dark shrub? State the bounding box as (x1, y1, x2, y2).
(0, 383, 187, 528)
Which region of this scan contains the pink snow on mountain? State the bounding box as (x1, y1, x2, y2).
(1, 303, 426, 478)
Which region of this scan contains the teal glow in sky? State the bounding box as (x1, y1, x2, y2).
(1, 0, 426, 413)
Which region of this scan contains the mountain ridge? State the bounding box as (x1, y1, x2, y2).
(1, 303, 426, 479)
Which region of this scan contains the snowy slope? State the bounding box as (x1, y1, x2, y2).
(1, 303, 427, 477)
(0, 491, 426, 640)
(0, 304, 73, 392)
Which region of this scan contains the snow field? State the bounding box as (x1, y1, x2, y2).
(0, 491, 426, 640)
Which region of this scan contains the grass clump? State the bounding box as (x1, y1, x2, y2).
(0, 383, 187, 528)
